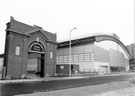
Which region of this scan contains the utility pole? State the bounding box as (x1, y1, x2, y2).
(69, 27, 77, 77)
(134, 0, 135, 44)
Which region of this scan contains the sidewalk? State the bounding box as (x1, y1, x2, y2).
(1, 72, 135, 84)
(94, 87, 135, 96)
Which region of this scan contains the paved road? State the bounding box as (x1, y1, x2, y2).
(1, 73, 135, 96)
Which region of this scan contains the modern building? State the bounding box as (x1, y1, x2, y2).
(56, 33, 130, 76)
(126, 44, 135, 58)
(126, 44, 135, 70)
(2, 17, 57, 79)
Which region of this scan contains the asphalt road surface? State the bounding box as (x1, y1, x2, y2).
(1, 73, 135, 96)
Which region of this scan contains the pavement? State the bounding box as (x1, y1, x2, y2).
(1, 72, 135, 84)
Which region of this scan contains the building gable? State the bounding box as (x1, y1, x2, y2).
(9, 16, 34, 33)
(27, 29, 50, 41)
(8, 17, 56, 43)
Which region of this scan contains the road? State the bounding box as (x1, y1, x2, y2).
(1, 73, 135, 96)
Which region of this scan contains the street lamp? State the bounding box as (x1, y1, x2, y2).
(69, 27, 77, 77)
(134, 0, 135, 44)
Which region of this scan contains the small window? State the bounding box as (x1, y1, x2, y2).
(50, 52, 53, 59)
(15, 46, 21, 56)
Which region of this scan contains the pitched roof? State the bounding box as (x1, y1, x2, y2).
(7, 17, 56, 42)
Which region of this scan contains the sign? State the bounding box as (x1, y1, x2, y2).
(29, 41, 45, 52)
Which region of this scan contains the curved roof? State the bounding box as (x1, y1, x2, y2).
(58, 33, 119, 42)
(58, 33, 130, 58)
(94, 34, 130, 58)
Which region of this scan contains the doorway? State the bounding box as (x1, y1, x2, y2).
(27, 52, 45, 78)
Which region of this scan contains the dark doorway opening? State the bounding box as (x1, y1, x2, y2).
(27, 52, 45, 78)
(40, 54, 45, 77)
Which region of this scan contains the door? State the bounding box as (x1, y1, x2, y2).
(27, 53, 44, 78)
(40, 54, 45, 77)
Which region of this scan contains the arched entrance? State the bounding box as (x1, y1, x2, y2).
(27, 41, 45, 78)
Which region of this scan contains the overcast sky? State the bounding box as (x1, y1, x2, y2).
(0, 0, 134, 54)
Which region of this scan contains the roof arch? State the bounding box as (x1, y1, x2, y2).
(94, 34, 130, 58)
(57, 33, 130, 58)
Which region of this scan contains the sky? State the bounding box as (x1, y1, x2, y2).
(0, 0, 134, 54)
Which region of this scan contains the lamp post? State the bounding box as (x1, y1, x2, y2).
(132, 0, 135, 59)
(69, 27, 77, 77)
(134, 0, 135, 44)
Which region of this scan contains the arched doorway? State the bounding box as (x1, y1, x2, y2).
(27, 41, 45, 78)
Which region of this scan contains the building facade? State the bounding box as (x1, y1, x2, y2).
(126, 44, 135, 70)
(2, 17, 57, 79)
(56, 33, 130, 76)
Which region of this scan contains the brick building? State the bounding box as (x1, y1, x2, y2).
(2, 17, 57, 79)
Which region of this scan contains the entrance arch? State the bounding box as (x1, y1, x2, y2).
(29, 41, 45, 53)
(27, 41, 45, 78)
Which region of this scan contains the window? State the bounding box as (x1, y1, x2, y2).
(50, 52, 53, 59)
(58, 56, 63, 63)
(15, 46, 21, 56)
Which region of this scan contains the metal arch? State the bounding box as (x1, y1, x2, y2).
(95, 35, 131, 58)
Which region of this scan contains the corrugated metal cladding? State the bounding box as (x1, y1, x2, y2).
(57, 44, 95, 63)
(57, 35, 129, 75)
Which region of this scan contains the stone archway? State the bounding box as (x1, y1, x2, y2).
(27, 41, 45, 78)
(29, 41, 45, 53)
